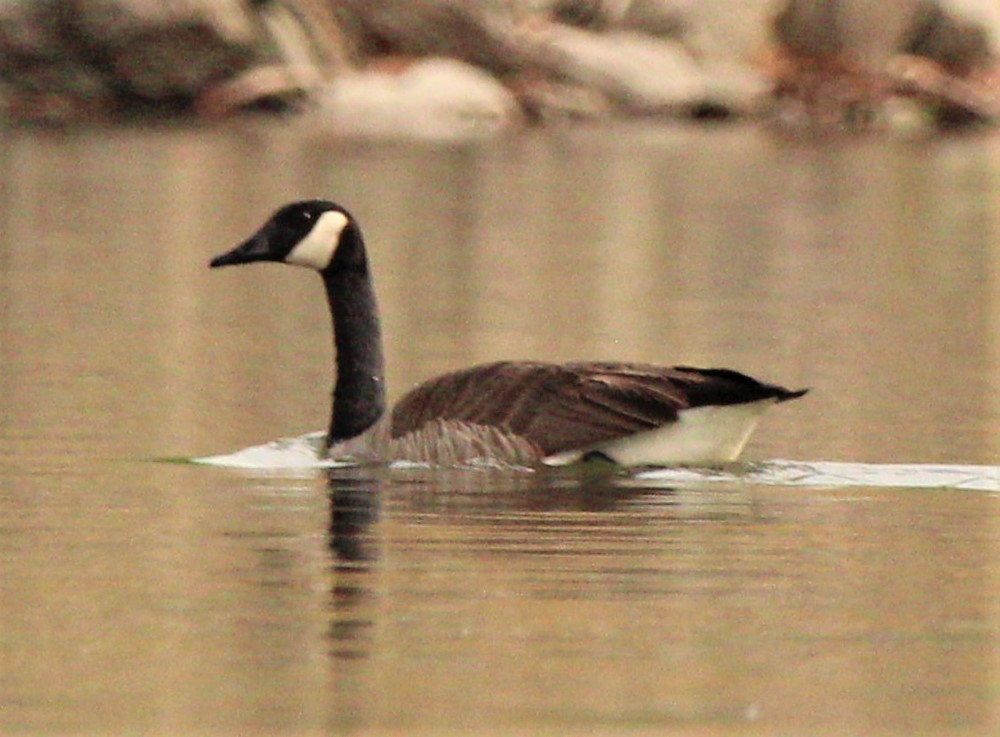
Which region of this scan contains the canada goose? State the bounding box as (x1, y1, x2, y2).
(210, 200, 807, 467)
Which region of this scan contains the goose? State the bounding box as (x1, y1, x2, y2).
(210, 199, 807, 467)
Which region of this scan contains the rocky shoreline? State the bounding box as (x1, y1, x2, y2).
(0, 0, 996, 134)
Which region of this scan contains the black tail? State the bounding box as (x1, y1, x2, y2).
(673, 366, 809, 407)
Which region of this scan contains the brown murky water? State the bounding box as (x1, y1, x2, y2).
(0, 121, 998, 736)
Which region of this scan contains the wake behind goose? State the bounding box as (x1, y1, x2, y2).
(638, 460, 1000, 493)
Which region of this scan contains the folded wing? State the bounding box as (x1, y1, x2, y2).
(390, 361, 804, 457)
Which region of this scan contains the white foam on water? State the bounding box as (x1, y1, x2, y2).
(192, 431, 353, 473)
(191, 436, 999, 493)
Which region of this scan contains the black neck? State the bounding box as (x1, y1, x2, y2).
(322, 263, 387, 445)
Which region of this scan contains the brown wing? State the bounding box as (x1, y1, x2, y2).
(389, 361, 804, 457)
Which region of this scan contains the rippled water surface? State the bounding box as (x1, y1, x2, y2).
(1, 122, 998, 736)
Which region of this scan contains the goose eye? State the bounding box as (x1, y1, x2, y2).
(279, 208, 315, 229)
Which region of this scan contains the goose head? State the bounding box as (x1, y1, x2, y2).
(210, 199, 366, 272)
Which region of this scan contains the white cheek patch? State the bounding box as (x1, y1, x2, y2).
(286, 210, 349, 270)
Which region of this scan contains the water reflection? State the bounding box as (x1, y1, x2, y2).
(0, 124, 998, 736)
(386, 464, 660, 510)
(327, 471, 382, 564)
(314, 462, 997, 733)
(325, 473, 379, 672)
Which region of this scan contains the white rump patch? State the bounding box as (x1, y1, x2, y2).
(544, 399, 777, 467)
(286, 210, 349, 270)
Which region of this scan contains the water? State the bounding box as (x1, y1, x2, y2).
(0, 121, 998, 736)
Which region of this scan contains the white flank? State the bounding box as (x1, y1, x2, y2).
(286, 210, 349, 270)
(544, 399, 778, 467)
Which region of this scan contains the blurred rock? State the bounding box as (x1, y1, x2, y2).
(321, 0, 771, 125)
(774, 0, 930, 62)
(904, 1, 993, 74)
(889, 54, 998, 127)
(550, 0, 685, 38)
(522, 22, 767, 118)
(526, 26, 702, 114)
(771, 0, 998, 128)
(0, 0, 338, 122)
(0, 0, 113, 122)
(696, 58, 771, 118)
(513, 77, 612, 122)
(901, 0, 999, 125)
(316, 57, 520, 139)
(329, 0, 531, 77)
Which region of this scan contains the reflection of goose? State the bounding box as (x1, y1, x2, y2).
(210, 200, 807, 467)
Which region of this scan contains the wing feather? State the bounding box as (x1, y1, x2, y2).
(387, 361, 806, 461)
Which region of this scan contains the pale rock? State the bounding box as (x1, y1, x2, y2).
(318, 57, 520, 139)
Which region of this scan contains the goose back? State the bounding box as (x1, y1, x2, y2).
(386, 361, 805, 462)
